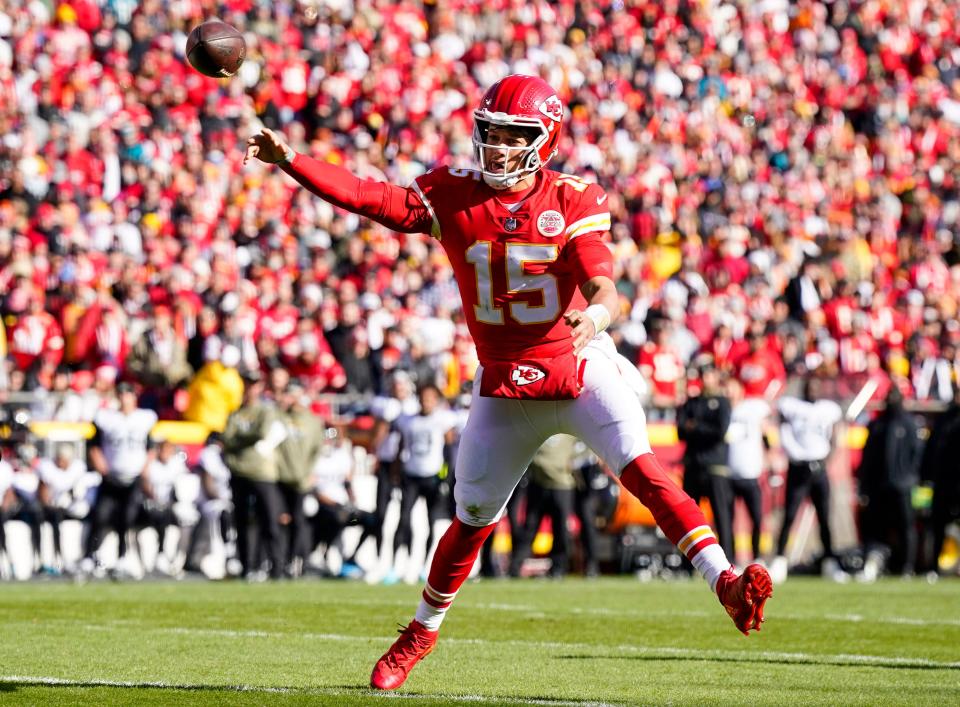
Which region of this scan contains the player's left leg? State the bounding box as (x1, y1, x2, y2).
(370, 379, 550, 690)
(561, 344, 771, 635)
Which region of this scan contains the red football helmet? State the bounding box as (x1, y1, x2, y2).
(473, 74, 563, 189)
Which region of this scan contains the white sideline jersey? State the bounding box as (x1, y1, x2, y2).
(37, 459, 87, 508)
(197, 444, 232, 502)
(778, 397, 842, 463)
(726, 399, 771, 480)
(11, 468, 39, 501)
(312, 443, 354, 506)
(93, 408, 158, 484)
(396, 409, 457, 478)
(370, 394, 420, 462)
(147, 456, 189, 506)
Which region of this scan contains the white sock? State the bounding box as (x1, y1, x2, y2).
(691, 544, 732, 592)
(413, 582, 457, 632)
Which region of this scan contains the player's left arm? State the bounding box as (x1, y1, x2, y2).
(564, 275, 618, 356)
(558, 181, 617, 355)
(562, 227, 618, 355)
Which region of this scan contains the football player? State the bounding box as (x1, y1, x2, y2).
(246, 74, 773, 690)
(81, 381, 159, 578)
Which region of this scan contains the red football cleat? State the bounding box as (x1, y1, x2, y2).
(370, 620, 438, 690)
(715, 564, 773, 636)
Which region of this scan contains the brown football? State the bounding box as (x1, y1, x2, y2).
(185, 20, 245, 78)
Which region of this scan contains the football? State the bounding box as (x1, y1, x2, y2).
(185, 20, 245, 78)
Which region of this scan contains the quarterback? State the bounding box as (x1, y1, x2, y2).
(246, 74, 772, 690)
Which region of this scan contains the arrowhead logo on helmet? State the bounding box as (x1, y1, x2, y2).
(539, 95, 563, 122)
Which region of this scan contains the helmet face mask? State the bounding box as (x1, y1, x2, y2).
(473, 120, 547, 189)
(472, 75, 563, 190)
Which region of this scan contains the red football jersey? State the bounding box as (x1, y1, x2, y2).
(637, 342, 684, 401)
(412, 167, 612, 365)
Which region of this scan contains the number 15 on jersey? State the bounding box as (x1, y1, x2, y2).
(465, 241, 560, 326)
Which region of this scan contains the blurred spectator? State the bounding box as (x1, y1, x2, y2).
(125, 304, 192, 413)
(856, 388, 923, 579)
(735, 325, 787, 400)
(309, 426, 377, 578)
(31, 366, 85, 421)
(724, 378, 771, 563)
(138, 438, 193, 576)
(187, 432, 236, 577)
(387, 383, 457, 584)
(772, 378, 847, 584)
(339, 328, 378, 395)
(276, 381, 325, 577)
(570, 456, 602, 578)
(186, 306, 220, 373)
(677, 362, 733, 561)
(222, 371, 286, 581)
(183, 343, 244, 432)
(920, 389, 960, 575)
(36, 443, 89, 574)
(785, 260, 823, 324)
(6, 459, 42, 575)
(638, 321, 684, 413)
(509, 434, 577, 579)
(912, 340, 959, 403)
(357, 371, 419, 575)
(8, 288, 63, 389)
(80, 381, 158, 578)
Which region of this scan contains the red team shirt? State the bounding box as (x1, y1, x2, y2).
(285, 156, 614, 371)
(411, 167, 613, 364)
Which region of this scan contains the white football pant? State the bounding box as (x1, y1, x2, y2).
(454, 335, 652, 526)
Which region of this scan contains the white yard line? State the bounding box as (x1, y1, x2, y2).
(0, 676, 617, 705)
(300, 596, 960, 628)
(53, 624, 960, 671)
(0, 676, 291, 693)
(12, 597, 960, 629)
(822, 612, 960, 627)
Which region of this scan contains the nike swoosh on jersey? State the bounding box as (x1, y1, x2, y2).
(596, 194, 608, 205)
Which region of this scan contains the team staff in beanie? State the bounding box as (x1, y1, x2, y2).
(222, 370, 287, 580)
(856, 388, 923, 578)
(276, 381, 326, 577)
(677, 361, 733, 561)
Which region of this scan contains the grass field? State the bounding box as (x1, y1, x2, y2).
(1, 576, 957, 706)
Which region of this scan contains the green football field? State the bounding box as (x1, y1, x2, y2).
(0, 576, 957, 706)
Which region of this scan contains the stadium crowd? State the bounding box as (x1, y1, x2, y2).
(0, 0, 959, 579)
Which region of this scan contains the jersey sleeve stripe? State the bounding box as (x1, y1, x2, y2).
(410, 178, 442, 240)
(566, 214, 611, 239)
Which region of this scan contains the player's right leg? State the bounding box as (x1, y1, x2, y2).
(370, 381, 549, 690)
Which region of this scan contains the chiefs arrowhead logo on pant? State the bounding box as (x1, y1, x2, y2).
(511, 364, 546, 387)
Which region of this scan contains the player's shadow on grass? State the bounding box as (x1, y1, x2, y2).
(558, 654, 960, 672)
